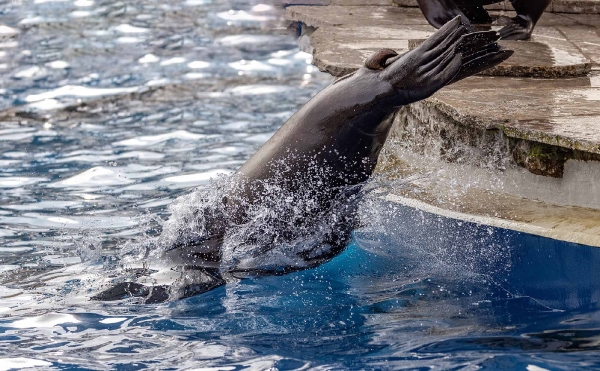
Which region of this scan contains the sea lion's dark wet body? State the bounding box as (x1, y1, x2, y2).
(94, 17, 513, 303)
(416, 0, 551, 40)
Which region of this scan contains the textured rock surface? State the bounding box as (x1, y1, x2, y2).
(286, 4, 600, 177)
(287, 5, 599, 78)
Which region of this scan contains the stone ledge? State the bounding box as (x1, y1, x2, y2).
(303, 21, 594, 78)
(286, 6, 600, 71)
(390, 83, 600, 178)
(376, 150, 600, 246)
(287, 3, 600, 226)
(286, 5, 429, 27)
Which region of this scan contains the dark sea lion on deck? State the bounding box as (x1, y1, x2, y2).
(416, 0, 552, 40)
(94, 16, 513, 304)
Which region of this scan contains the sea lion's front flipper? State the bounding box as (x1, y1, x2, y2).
(378, 16, 512, 102)
(448, 30, 513, 83)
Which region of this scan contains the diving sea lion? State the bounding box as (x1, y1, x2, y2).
(94, 17, 513, 303)
(416, 0, 552, 40)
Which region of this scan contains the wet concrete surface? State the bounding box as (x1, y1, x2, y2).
(287, 5, 428, 27)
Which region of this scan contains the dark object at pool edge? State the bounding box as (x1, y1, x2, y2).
(416, 0, 551, 40)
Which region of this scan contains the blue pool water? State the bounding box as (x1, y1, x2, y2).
(1, 0, 600, 370)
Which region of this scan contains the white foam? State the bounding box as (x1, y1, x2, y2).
(113, 130, 207, 147)
(162, 170, 232, 184)
(0, 177, 45, 188)
(15, 66, 45, 78)
(4, 201, 82, 210)
(0, 25, 18, 36)
(10, 313, 80, 328)
(43, 254, 82, 265)
(0, 132, 35, 141)
(139, 53, 159, 64)
(188, 60, 210, 69)
(25, 85, 138, 103)
(226, 85, 288, 95)
(184, 0, 210, 5)
(74, 0, 94, 6)
(527, 366, 551, 371)
(99, 317, 127, 324)
(115, 36, 144, 44)
(267, 58, 292, 66)
(49, 167, 134, 188)
(184, 73, 206, 80)
(0, 265, 19, 273)
(216, 35, 281, 46)
(56, 150, 164, 163)
(0, 358, 52, 371)
(0, 213, 137, 229)
(252, 4, 273, 12)
(45, 60, 69, 69)
(71, 10, 91, 18)
(216, 10, 272, 22)
(27, 98, 66, 111)
(229, 60, 273, 72)
(160, 57, 186, 66)
(123, 169, 232, 190)
(113, 24, 149, 34)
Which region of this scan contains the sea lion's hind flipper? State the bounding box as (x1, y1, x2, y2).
(91, 267, 225, 303)
(91, 282, 169, 303)
(178, 273, 226, 300)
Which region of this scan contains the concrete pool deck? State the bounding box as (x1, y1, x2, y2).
(286, 1, 600, 246)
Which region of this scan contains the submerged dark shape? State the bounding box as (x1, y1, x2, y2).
(93, 16, 513, 304)
(416, 0, 551, 40)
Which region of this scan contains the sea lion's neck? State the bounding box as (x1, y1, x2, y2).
(237, 69, 399, 183)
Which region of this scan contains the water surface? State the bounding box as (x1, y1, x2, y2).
(1, 0, 600, 370)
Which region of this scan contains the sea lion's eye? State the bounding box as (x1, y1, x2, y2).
(364, 49, 399, 70)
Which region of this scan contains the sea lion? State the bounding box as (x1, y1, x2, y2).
(94, 16, 513, 303)
(415, 0, 552, 40)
